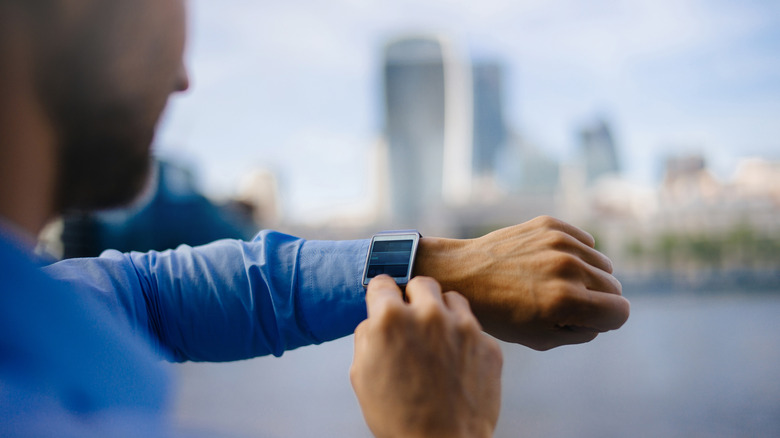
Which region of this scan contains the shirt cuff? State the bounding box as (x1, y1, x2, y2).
(297, 238, 369, 343)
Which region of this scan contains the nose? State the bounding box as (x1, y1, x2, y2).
(175, 63, 190, 92)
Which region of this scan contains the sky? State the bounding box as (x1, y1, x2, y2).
(155, 0, 780, 223)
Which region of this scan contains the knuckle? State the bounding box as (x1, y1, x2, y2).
(540, 282, 579, 314)
(535, 215, 560, 229)
(455, 314, 482, 336)
(443, 290, 471, 310)
(416, 301, 446, 325)
(368, 274, 398, 289)
(408, 276, 439, 290)
(374, 300, 407, 327)
(545, 230, 572, 250)
(443, 290, 466, 302)
(545, 252, 583, 277)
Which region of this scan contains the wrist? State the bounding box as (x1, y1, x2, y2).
(412, 236, 499, 332)
(413, 236, 473, 293)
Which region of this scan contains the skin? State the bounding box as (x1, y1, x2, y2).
(352, 276, 503, 438)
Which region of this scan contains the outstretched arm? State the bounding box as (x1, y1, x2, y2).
(415, 216, 630, 350)
(44, 215, 629, 361)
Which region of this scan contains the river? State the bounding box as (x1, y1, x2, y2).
(171, 293, 780, 437)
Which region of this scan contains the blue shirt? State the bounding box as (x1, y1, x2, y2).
(0, 225, 369, 436)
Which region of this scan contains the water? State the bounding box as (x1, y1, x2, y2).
(171, 294, 780, 437)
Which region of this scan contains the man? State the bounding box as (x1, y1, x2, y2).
(0, 0, 630, 436)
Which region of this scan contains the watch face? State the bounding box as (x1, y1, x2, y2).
(363, 233, 420, 286)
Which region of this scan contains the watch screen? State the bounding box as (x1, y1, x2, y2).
(365, 239, 414, 279)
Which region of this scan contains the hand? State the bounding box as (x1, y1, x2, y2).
(414, 216, 631, 350)
(350, 275, 503, 438)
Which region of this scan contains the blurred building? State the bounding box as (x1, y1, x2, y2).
(575, 153, 780, 290)
(497, 131, 560, 195)
(237, 168, 282, 228)
(731, 157, 780, 202)
(579, 118, 620, 184)
(660, 154, 720, 204)
(382, 35, 473, 227)
(381, 35, 565, 235)
(471, 61, 507, 180)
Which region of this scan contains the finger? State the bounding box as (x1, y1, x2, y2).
(549, 250, 619, 295)
(350, 321, 369, 384)
(353, 320, 368, 342)
(366, 275, 405, 319)
(551, 230, 614, 274)
(443, 291, 483, 330)
(580, 262, 623, 295)
(537, 216, 597, 248)
(442, 290, 471, 313)
(571, 241, 614, 274)
(405, 276, 445, 308)
(562, 288, 631, 332)
(353, 320, 369, 354)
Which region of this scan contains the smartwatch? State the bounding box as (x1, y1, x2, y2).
(362, 230, 422, 288)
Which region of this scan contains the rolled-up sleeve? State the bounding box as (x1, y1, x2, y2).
(44, 231, 369, 362)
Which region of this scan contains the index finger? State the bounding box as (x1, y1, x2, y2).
(405, 276, 446, 308)
(366, 275, 405, 318)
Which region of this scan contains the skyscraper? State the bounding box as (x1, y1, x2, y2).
(383, 35, 472, 226)
(579, 119, 620, 184)
(471, 61, 507, 178)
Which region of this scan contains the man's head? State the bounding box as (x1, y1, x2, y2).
(1, 0, 189, 214)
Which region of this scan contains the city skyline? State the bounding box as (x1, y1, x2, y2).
(155, 0, 780, 223)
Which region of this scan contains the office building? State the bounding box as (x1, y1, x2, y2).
(579, 118, 620, 184)
(471, 61, 507, 178)
(382, 35, 473, 226)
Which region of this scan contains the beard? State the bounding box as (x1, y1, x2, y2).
(53, 101, 157, 212)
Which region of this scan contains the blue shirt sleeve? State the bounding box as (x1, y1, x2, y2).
(44, 230, 370, 362)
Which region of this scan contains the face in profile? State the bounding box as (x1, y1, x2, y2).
(41, 0, 190, 212)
